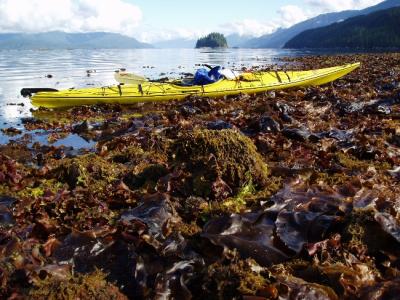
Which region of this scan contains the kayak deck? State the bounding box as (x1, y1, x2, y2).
(30, 63, 360, 108)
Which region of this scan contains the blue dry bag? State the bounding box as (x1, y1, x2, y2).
(193, 66, 223, 85)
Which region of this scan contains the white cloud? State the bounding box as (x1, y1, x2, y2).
(217, 6, 309, 38)
(277, 5, 310, 28)
(305, 0, 383, 12)
(219, 19, 278, 37)
(0, 0, 142, 36)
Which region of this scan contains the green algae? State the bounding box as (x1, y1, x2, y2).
(310, 172, 354, 187)
(17, 179, 65, 198)
(221, 180, 256, 212)
(29, 270, 127, 300)
(337, 152, 372, 170)
(217, 176, 282, 213)
(205, 259, 270, 298)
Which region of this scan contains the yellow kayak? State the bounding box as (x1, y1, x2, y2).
(26, 63, 360, 108)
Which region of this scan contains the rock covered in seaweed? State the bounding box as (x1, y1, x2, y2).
(52, 153, 123, 190)
(29, 270, 127, 300)
(171, 129, 269, 195)
(170, 129, 269, 198)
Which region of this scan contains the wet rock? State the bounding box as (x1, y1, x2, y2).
(282, 128, 307, 141)
(179, 105, 201, 117)
(0, 196, 15, 227)
(337, 98, 399, 116)
(206, 120, 233, 130)
(72, 120, 91, 134)
(21, 117, 43, 125)
(1, 127, 22, 136)
(258, 115, 280, 133)
(325, 129, 353, 142)
(282, 127, 320, 142)
(275, 101, 293, 122)
(129, 120, 145, 132)
(379, 80, 400, 91)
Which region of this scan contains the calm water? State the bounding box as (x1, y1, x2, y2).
(0, 48, 321, 146)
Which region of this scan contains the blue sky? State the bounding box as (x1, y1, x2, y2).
(0, 0, 384, 42)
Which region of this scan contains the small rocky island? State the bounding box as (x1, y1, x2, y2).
(195, 32, 228, 48)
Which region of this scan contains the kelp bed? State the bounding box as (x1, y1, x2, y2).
(1, 53, 400, 299)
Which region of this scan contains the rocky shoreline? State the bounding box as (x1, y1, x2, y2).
(1, 53, 399, 299)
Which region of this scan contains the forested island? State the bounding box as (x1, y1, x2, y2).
(195, 32, 228, 48)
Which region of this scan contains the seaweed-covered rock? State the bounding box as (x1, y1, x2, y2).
(202, 259, 271, 299)
(53, 154, 122, 190)
(171, 129, 269, 191)
(29, 270, 127, 300)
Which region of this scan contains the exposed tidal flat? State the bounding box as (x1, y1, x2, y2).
(0, 51, 400, 299)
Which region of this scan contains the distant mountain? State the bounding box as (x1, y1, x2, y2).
(153, 34, 252, 49)
(0, 31, 152, 49)
(195, 33, 228, 48)
(285, 7, 400, 49)
(242, 0, 400, 48)
(226, 34, 253, 48)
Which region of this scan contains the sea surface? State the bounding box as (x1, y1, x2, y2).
(0, 48, 328, 146)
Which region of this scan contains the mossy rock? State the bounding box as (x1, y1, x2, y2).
(53, 154, 122, 190)
(29, 270, 127, 300)
(171, 129, 269, 191)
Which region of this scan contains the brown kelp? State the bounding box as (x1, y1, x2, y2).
(0, 53, 400, 299)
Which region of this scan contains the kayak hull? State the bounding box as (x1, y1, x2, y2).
(31, 63, 360, 108)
